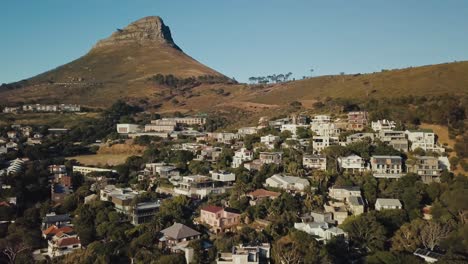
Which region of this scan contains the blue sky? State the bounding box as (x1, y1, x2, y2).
(1, 0, 467, 83)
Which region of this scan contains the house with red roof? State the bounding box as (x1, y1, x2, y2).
(246, 189, 280, 205)
(46, 227, 81, 258)
(200, 205, 241, 233)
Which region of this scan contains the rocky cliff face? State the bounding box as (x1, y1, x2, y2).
(93, 16, 181, 50)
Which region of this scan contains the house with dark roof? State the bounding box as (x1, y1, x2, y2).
(42, 213, 71, 229)
(159, 223, 201, 248)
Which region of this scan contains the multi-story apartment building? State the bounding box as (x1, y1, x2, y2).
(337, 154, 367, 173)
(303, 155, 327, 170)
(260, 134, 280, 149)
(232, 148, 254, 168)
(371, 119, 396, 131)
(312, 136, 339, 152)
(259, 152, 282, 165)
(370, 155, 404, 179)
(405, 129, 444, 152)
(116, 124, 141, 134)
(347, 111, 368, 131)
(174, 175, 231, 199)
(406, 156, 442, 183)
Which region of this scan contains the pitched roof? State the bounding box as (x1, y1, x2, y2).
(376, 198, 402, 207)
(247, 189, 280, 198)
(43, 225, 75, 236)
(161, 223, 201, 240)
(201, 205, 223, 214)
(56, 237, 81, 247)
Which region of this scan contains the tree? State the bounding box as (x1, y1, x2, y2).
(391, 219, 425, 252)
(341, 214, 386, 252)
(0, 233, 31, 264)
(420, 221, 451, 251)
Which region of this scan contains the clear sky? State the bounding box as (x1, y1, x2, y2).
(1, 0, 467, 83)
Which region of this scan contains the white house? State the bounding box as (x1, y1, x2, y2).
(294, 222, 346, 242)
(261, 134, 280, 149)
(303, 155, 327, 170)
(337, 154, 367, 173)
(232, 148, 254, 168)
(116, 124, 141, 134)
(375, 198, 402, 211)
(405, 129, 444, 153)
(281, 124, 309, 137)
(311, 115, 332, 124)
(312, 136, 338, 153)
(265, 174, 310, 192)
(310, 123, 340, 137)
(237, 127, 258, 136)
(371, 119, 396, 131)
(210, 171, 236, 182)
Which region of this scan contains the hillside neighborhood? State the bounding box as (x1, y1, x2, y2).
(0, 101, 465, 263)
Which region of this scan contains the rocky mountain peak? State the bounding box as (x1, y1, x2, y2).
(93, 16, 181, 50)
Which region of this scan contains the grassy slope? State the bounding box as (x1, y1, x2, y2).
(0, 43, 223, 107)
(246, 61, 468, 105)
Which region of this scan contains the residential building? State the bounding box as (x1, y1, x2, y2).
(324, 204, 349, 225)
(303, 155, 327, 170)
(371, 119, 396, 131)
(294, 221, 346, 243)
(210, 171, 236, 183)
(347, 111, 368, 131)
(406, 156, 442, 183)
(131, 201, 161, 225)
(246, 189, 280, 205)
(337, 154, 367, 173)
(99, 185, 140, 212)
(72, 166, 117, 176)
(311, 115, 332, 124)
(237, 127, 258, 136)
(312, 136, 339, 152)
(232, 148, 254, 168)
(346, 132, 375, 144)
(159, 117, 206, 126)
(47, 231, 81, 258)
(370, 156, 404, 179)
(209, 132, 240, 144)
(347, 196, 364, 215)
(375, 198, 402, 211)
(281, 124, 309, 137)
(260, 134, 279, 149)
(376, 130, 409, 152)
(217, 243, 271, 264)
(405, 129, 444, 152)
(116, 124, 141, 134)
(42, 213, 71, 229)
(145, 120, 177, 132)
(265, 174, 310, 192)
(159, 223, 201, 248)
(259, 152, 282, 165)
(200, 206, 241, 233)
(174, 175, 231, 199)
(51, 184, 72, 204)
(328, 186, 361, 201)
(310, 123, 340, 137)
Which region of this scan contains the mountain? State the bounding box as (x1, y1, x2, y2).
(0, 16, 467, 112)
(0, 16, 225, 106)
